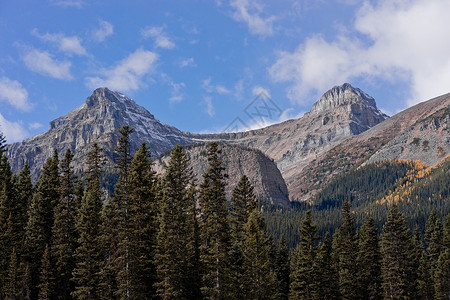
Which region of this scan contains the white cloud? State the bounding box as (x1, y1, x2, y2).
(93, 20, 114, 42)
(23, 49, 73, 80)
(252, 85, 271, 98)
(29, 122, 44, 130)
(204, 96, 215, 117)
(85, 48, 158, 92)
(179, 57, 196, 68)
(201, 78, 231, 94)
(162, 74, 186, 103)
(141, 26, 175, 49)
(270, 0, 450, 107)
(32, 29, 87, 56)
(0, 77, 32, 111)
(230, 0, 276, 37)
(50, 0, 84, 8)
(0, 113, 29, 143)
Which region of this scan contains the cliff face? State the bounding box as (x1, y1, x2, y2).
(208, 83, 388, 200)
(7, 88, 194, 180)
(153, 143, 290, 206)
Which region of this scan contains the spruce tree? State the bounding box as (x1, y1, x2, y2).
(275, 236, 290, 300)
(417, 250, 434, 299)
(380, 205, 415, 299)
(357, 218, 382, 300)
(241, 210, 277, 300)
(5, 248, 20, 300)
(434, 214, 450, 299)
(289, 210, 319, 299)
(199, 142, 231, 299)
(37, 244, 52, 300)
(24, 153, 59, 299)
(337, 199, 359, 299)
(155, 145, 195, 299)
(72, 143, 104, 300)
(229, 174, 256, 299)
(52, 149, 77, 300)
(314, 232, 338, 300)
(425, 211, 443, 289)
(128, 142, 158, 298)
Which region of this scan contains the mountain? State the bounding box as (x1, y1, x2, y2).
(207, 83, 389, 200)
(6, 88, 195, 180)
(153, 143, 290, 206)
(296, 92, 450, 201)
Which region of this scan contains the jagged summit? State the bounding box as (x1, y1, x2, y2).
(310, 83, 378, 115)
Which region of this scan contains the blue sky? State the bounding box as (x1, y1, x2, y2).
(1, 0, 450, 142)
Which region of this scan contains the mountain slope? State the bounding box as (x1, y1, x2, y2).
(153, 143, 290, 206)
(7, 88, 194, 180)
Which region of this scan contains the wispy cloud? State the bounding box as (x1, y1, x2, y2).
(49, 0, 84, 8)
(85, 48, 158, 92)
(29, 122, 44, 130)
(204, 96, 215, 117)
(23, 48, 73, 80)
(270, 0, 450, 107)
(179, 57, 196, 68)
(141, 26, 175, 49)
(252, 85, 270, 98)
(230, 0, 276, 37)
(32, 28, 87, 56)
(0, 113, 29, 143)
(0, 77, 32, 111)
(93, 20, 114, 42)
(201, 78, 231, 94)
(162, 74, 186, 103)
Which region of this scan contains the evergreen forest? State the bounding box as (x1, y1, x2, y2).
(0, 127, 449, 300)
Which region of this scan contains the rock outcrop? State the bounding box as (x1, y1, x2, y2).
(153, 143, 290, 206)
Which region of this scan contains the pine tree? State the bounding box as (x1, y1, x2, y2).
(425, 211, 443, 288)
(198, 142, 231, 299)
(336, 199, 359, 299)
(241, 210, 277, 300)
(38, 244, 52, 300)
(417, 250, 434, 299)
(314, 232, 338, 300)
(275, 236, 290, 300)
(72, 143, 104, 300)
(289, 210, 319, 299)
(128, 142, 158, 298)
(155, 145, 196, 299)
(380, 205, 415, 299)
(5, 248, 20, 300)
(229, 174, 256, 299)
(16, 163, 33, 250)
(434, 214, 450, 299)
(21, 262, 31, 300)
(357, 218, 382, 300)
(24, 153, 59, 299)
(52, 149, 77, 300)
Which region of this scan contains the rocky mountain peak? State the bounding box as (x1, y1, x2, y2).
(310, 83, 378, 115)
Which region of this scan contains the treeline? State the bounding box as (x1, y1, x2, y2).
(264, 159, 450, 248)
(0, 128, 450, 299)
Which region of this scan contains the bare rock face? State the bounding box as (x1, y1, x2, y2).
(153, 143, 290, 206)
(366, 106, 450, 166)
(7, 88, 193, 180)
(207, 83, 388, 201)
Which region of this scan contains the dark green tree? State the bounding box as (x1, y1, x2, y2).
(155, 145, 197, 299)
(434, 214, 450, 299)
(417, 250, 434, 300)
(229, 174, 256, 299)
(24, 152, 59, 299)
(52, 149, 77, 300)
(128, 142, 158, 298)
(5, 248, 20, 300)
(425, 211, 443, 288)
(275, 236, 290, 300)
(241, 210, 277, 300)
(357, 218, 382, 300)
(380, 205, 415, 299)
(198, 142, 231, 299)
(289, 210, 319, 299)
(314, 232, 338, 300)
(37, 245, 52, 300)
(72, 143, 104, 300)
